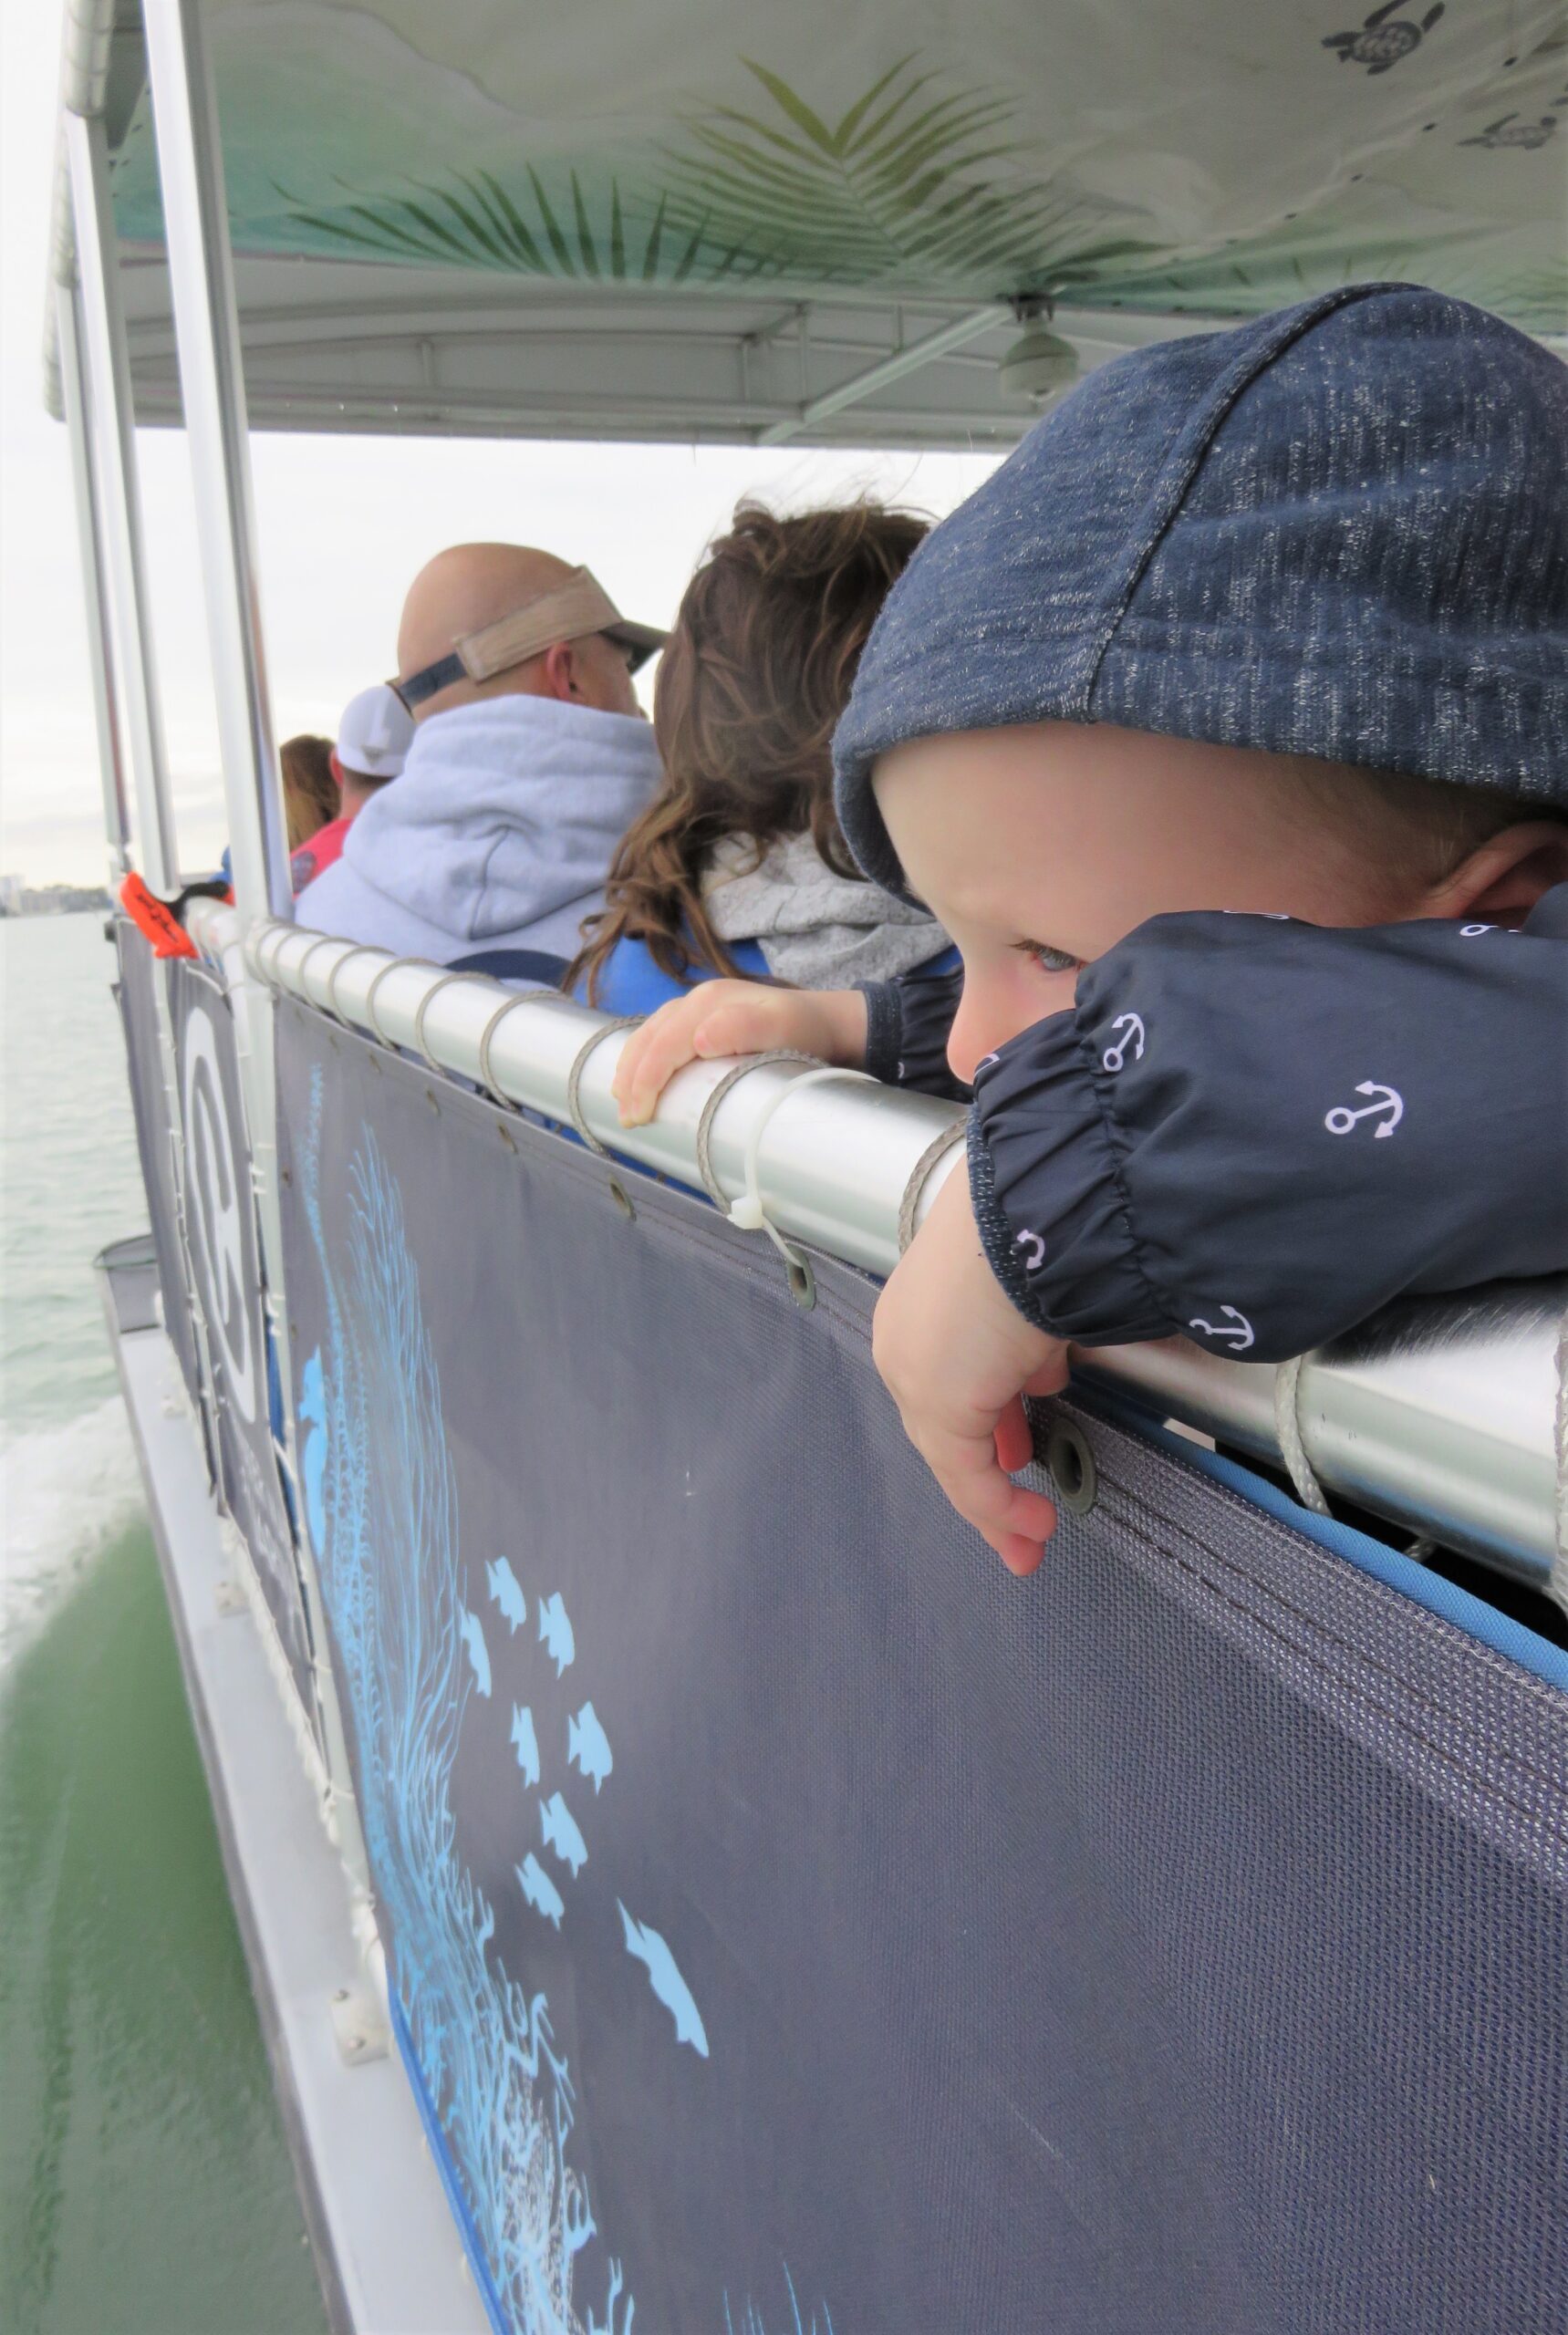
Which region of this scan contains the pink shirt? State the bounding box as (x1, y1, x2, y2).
(290, 814, 351, 897)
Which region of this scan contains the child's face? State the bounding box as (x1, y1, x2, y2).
(874, 721, 1422, 1084)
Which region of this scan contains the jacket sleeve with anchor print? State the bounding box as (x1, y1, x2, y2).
(964, 891, 1568, 1365)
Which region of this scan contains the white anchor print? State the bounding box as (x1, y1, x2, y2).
(1324, 1081, 1404, 1139)
(1013, 1228, 1046, 1273)
(1191, 1316, 1262, 1354)
(1188, 1306, 1255, 1353)
(1101, 1012, 1145, 1074)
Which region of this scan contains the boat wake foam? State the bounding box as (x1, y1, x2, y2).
(0, 1396, 144, 1675)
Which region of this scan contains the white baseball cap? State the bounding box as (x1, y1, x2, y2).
(335, 682, 415, 781)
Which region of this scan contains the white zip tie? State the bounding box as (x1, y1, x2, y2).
(692, 1050, 820, 1208)
(722, 1064, 874, 1267)
(1273, 1352, 1333, 1517)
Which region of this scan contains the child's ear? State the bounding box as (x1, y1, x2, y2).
(1428, 820, 1568, 924)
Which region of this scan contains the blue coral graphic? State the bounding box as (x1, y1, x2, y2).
(296, 1069, 628, 2335)
(724, 2269, 835, 2335)
(295, 1065, 833, 2335)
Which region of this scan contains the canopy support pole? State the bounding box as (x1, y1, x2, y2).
(757, 306, 1000, 446)
(62, 108, 177, 893)
(140, 0, 290, 926)
(55, 277, 131, 879)
(141, 0, 369, 1891)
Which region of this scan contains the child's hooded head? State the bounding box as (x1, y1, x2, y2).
(832, 285, 1568, 1077)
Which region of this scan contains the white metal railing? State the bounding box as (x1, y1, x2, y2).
(50, 0, 1565, 1640)
(191, 902, 1567, 1604)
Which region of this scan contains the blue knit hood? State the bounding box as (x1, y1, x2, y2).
(834, 284, 1568, 897)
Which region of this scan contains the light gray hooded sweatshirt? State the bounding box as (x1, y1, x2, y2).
(295, 694, 662, 963)
(702, 829, 947, 987)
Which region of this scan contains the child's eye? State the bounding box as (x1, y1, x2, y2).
(1016, 941, 1080, 975)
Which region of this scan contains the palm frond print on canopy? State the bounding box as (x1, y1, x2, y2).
(275, 57, 1148, 295)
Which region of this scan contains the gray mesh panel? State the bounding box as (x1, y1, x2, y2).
(276, 996, 1567, 2335)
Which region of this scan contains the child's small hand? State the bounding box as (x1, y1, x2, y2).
(872, 1163, 1068, 1574)
(613, 983, 868, 1127)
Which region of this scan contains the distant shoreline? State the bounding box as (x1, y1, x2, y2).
(1, 887, 112, 919)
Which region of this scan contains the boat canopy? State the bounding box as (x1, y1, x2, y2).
(49, 0, 1568, 447)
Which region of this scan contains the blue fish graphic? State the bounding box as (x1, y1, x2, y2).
(517, 1852, 565, 1929)
(618, 1901, 709, 2058)
(298, 1352, 327, 1553)
(458, 1608, 491, 1698)
(567, 1701, 613, 1794)
(484, 1556, 526, 1634)
(537, 1592, 575, 1677)
(510, 1704, 540, 1788)
(539, 1790, 588, 1879)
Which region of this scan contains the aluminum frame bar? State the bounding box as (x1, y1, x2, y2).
(56, 278, 130, 877)
(140, 0, 369, 1890)
(63, 108, 177, 892)
(141, 0, 291, 925)
(198, 904, 1565, 1598)
(757, 306, 1001, 444)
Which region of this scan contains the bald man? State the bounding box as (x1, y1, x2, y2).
(296, 544, 666, 970)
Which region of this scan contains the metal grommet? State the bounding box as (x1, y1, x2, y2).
(1044, 1418, 1097, 1515)
(785, 1253, 816, 1310)
(323, 944, 386, 1027)
(564, 1017, 641, 1157)
(411, 971, 490, 1074)
(607, 1178, 636, 1221)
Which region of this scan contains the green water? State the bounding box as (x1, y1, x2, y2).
(1, 917, 329, 2335)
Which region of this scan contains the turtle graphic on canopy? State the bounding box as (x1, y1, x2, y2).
(1460, 111, 1560, 150)
(1323, 1, 1445, 74)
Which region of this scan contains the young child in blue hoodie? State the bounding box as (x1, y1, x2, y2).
(611, 285, 1568, 1575)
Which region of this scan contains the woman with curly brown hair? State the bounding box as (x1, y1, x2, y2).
(566, 501, 951, 1015)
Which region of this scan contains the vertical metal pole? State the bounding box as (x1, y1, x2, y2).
(140, 0, 368, 1892)
(63, 109, 178, 893)
(140, 0, 291, 926)
(55, 278, 131, 879)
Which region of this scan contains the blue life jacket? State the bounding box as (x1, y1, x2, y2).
(579, 935, 961, 1016)
(576, 935, 769, 1015)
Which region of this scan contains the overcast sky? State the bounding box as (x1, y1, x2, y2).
(0, 0, 1001, 887)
